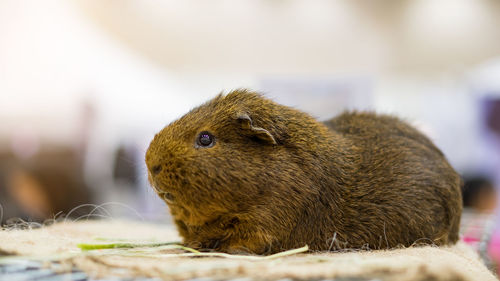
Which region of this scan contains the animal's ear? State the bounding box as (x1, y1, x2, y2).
(236, 113, 277, 145)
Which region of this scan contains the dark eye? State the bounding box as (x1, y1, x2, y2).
(197, 131, 215, 148)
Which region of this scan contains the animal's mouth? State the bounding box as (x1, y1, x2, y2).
(159, 191, 175, 204)
(150, 183, 176, 204)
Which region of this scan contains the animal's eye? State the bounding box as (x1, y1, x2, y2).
(197, 131, 215, 148)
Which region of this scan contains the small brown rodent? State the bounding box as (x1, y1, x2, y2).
(146, 89, 462, 254)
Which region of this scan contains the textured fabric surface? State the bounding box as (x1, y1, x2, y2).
(0, 220, 497, 281)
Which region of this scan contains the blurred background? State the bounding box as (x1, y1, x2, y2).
(1, 0, 500, 244)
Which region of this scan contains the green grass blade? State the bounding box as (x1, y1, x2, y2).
(77, 241, 181, 251)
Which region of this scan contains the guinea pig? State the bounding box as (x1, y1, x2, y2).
(145, 89, 462, 254)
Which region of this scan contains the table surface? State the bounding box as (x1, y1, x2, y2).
(0, 259, 377, 281)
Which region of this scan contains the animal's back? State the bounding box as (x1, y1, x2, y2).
(324, 112, 462, 247)
(325, 112, 442, 155)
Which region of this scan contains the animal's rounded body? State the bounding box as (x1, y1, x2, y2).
(146, 90, 462, 254)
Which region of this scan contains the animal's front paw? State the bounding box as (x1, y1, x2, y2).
(225, 247, 253, 255)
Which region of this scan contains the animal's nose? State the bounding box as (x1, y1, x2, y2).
(151, 164, 162, 175)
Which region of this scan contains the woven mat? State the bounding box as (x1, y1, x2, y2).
(0, 220, 497, 281)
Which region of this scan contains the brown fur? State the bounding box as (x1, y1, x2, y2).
(145, 89, 462, 254)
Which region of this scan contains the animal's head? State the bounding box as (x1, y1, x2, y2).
(145, 89, 323, 227)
